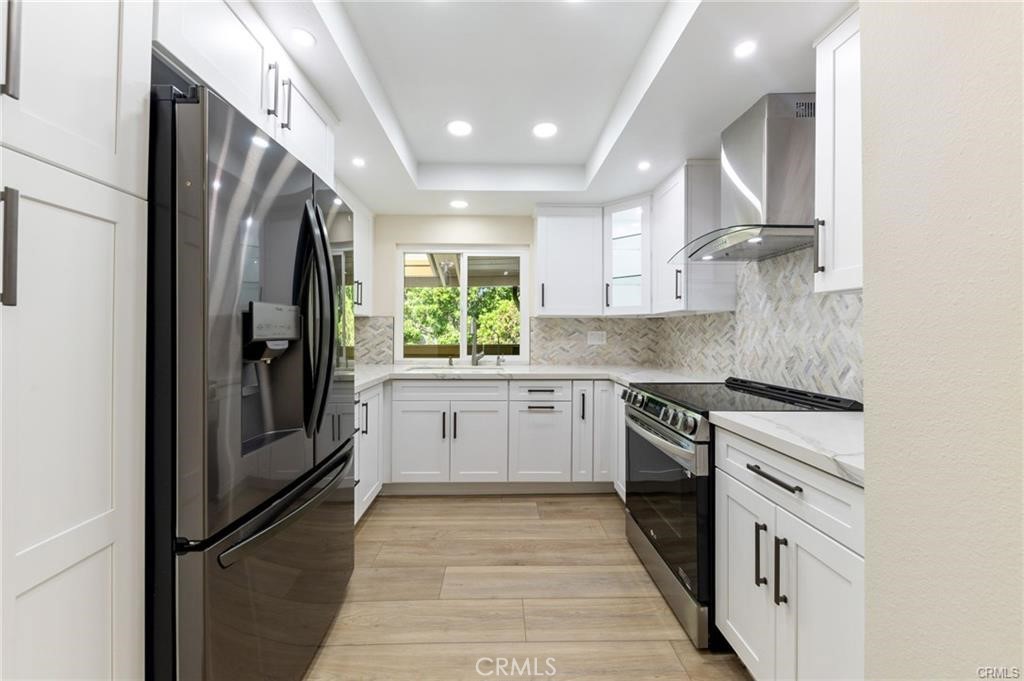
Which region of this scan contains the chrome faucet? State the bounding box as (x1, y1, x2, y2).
(469, 318, 486, 366)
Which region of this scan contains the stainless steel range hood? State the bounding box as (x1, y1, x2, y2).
(670, 93, 816, 263)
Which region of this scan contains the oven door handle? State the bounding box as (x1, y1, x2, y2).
(625, 413, 702, 476)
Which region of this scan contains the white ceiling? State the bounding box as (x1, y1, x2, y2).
(344, 1, 667, 165)
(254, 0, 852, 216)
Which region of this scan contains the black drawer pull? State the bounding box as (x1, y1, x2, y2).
(527, 388, 555, 393)
(746, 463, 803, 494)
(527, 405, 555, 411)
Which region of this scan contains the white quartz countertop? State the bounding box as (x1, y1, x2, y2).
(355, 364, 723, 393)
(709, 411, 865, 487)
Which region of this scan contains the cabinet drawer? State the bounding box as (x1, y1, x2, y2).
(509, 380, 572, 401)
(391, 380, 508, 402)
(716, 429, 864, 556)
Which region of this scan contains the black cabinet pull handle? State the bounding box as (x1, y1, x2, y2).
(1, 187, 19, 306)
(266, 62, 280, 116)
(281, 79, 293, 130)
(746, 463, 803, 494)
(581, 392, 586, 420)
(2, 0, 22, 100)
(527, 388, 555, 393)
(754, 522, 768, 586)
(674, 269, 682, 300)
(540, 282, 545, 308)
(453, 411, 457, 439)
(605, 282, 610, 307)
(362, 402, 368, 435)
(441, 411, 445, 439)
(813, 218, 826, 273)
(774, 536, 788, 605)
(527, 405, 555, 411)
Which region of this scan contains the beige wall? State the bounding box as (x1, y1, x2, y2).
(862, 3, 1022, 678)
(371, 214, 533, 316)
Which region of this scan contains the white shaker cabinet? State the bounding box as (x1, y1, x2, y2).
(353, 210, 374, 316)
(0, 0, 153, 198)
(592, 381, 617, 483)
(0, 149, 146, 679)
(570, 381, 594, 481)
(651, 161, 737, 313)
(603, 196, 651, 315)
(355, 385, 383, 522)
(715, 431, 864, 681)
(814, 9, 863, 293)
(274, 74, 334, 185)
(614, 383, 627, 501)
(391, 401, 451, 482)
(774, 507, 865, 681)
(450, 401, 509, 482)
(534, 206, 604, 316)
(508, 402, 573, 482)
(715, 470, 779, 681)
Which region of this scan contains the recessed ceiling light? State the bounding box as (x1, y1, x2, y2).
(747, 236, 763, 244)
(291, 28, 316, 48)
(637, 160, 651, 171)
(333, 197, 343, 206)
(450, 199, 468, 209)
(351, 157, 366, 168)
(733, 40, 757, 59)
(701, 255, 714, 261)
(532, 122, 558, 139)
(251, 135, 269, 148)
(446, 120, 473, 137)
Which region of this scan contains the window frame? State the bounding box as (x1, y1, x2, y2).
(393, 244, 530, 365)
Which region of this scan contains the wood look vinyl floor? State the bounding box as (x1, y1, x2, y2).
(305, 494, 752, 681)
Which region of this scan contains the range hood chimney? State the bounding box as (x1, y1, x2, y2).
(670, 93, 816, 263)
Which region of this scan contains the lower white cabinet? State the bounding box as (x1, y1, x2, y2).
(571, 381, 594, 481)
(391, 401, 450, 482)
(593, 381, 616, 482)
(614, 383, 628, 500)
(450, 401, 509, 482)
(716, 466, 864, 681)
(508, 402, 572, 481)
(391, 398, 508, 482)
(355, 385, 383, 522)
(0, 150, 146, 679)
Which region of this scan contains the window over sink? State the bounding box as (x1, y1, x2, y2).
(397, 247, 528, 362)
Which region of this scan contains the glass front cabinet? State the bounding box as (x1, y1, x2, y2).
(603, 197, 651, 315)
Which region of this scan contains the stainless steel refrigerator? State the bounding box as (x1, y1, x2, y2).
(147, 83, 355, 681)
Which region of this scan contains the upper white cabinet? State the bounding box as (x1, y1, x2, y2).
(534, 206, 604, 316)
(814, 9, 863, 293)
(1, 149, 146, 679)
(353, 211, 374, 316)
(603, 197, 651, 315)
(154, 0, 336, 184)
(651, 162, 737, 313)
(0, 1, 153, 198)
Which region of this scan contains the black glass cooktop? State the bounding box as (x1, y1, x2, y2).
(631, 377, 863, 414)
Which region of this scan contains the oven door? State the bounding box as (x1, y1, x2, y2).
(624, 407, 710, 603)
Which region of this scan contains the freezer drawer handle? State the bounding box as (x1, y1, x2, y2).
(217, 453, 350, 568)
(746, 463, 803, 494)
(2, 0, 21, 99)
(1, 187, 18, 306)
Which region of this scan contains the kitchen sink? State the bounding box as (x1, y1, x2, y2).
(402, 365, 505, 373)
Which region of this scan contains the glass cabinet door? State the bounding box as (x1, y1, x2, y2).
(604, 197, 651, 314)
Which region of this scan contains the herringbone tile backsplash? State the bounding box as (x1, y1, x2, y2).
(355, 316, 394, 365)
(530, 317, 659, 365)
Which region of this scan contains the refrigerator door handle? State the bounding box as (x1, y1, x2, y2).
(217, 448, 352, 569)
(301, 200, 333, 437)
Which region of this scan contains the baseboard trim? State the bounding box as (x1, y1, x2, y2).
(381, 481, 616, 496)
